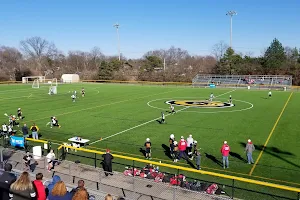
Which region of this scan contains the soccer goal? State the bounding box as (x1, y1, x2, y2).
(32, 79, 40, 89)
(22, 76, 45, 84)
(48, 78, 58, 95)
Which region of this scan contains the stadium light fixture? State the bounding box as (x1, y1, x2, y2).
(113, 23, 121, 61)
(226, 11, 237, 48)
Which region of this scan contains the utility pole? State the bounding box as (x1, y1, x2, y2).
(113, 23, 121, 61)
(226, 11, 237, 48)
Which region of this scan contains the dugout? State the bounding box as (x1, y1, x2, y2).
(61, 74, 80, 83)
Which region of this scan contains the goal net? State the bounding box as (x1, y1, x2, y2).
(22, 76, 45, 84)
(48, 78, 58, 95)
(32, 79, 40, 89)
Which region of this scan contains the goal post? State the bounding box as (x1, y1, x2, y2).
(32, 79, 40, 88)
(22, 76, 45, 84)
(48, 78, 58, 95)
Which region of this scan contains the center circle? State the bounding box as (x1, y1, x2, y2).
(147, 97, 254, 114)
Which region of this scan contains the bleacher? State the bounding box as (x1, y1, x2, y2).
(192, 74, 293, 89)
(0, 148, 230, 200)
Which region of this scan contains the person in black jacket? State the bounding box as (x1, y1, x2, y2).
(0, 163, 17, 200)
(102, 149, 114, 176)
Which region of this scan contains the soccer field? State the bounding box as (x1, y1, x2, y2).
(1, 83, 300, 189)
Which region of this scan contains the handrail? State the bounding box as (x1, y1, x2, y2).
(59, 144, 300, 193)
(25, 138, 48, 144)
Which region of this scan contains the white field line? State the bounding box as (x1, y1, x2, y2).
(89, 89, 236, 145)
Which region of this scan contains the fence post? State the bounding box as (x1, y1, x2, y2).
(173, 185, 176, 200)
(0, 147, 3, 169)
(132, 160, 135, 191)
(297, 192, 299, 200)
(231, 179, 235, 199)
(94, 153, 97, 168)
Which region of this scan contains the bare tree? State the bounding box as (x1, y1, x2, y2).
(20, 36, 56, 58)
(211, 41, 229, 61)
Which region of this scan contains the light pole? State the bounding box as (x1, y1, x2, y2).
(113, 23, 121, 61)
(226, 11, 237, 48)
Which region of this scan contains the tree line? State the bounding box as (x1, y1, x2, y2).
(1, 37, 300, 85)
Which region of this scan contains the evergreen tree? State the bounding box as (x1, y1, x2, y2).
(263, 38, 286, 73)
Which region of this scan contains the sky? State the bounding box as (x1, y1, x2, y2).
(0, 0, 299, 58)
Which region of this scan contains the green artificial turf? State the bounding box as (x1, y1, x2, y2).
(0, 83, 299, 199)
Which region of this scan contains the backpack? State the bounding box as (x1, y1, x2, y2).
(206, 183, 218, 194)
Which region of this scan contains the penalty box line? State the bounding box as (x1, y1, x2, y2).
(89, 89, 236, 145)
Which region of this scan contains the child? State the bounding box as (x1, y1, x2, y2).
(195, 150, 201, 170)
(169, 134, 175, 158)
(144, 138, 152, 159)
(173, 141, 179, 162)
(71, 94, 76, 102)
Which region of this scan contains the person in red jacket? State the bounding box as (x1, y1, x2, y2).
(178, 136, 188, 161)
(220, 141, 230, 169)
(33, 173, 46, 200)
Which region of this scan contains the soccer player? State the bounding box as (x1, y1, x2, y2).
(169, 134, 175, 158)
(161, 112, 165, 124)
(170, 104, 176, 114)
(187, 135, 194, 160)
(229, 95, 232, 104)
(17, 108, 24, 120)
(144, 138, 152, 159)
(1, 123, 8, 135)
(74, 90, 77, 97)
(268, 90, 272, 98)
(71, 94, 76, 102)
(173, 141, 179, 162)
(209, 93, 214, 101)
(51, 117, 61, 128)
(81, 88, 85, 97)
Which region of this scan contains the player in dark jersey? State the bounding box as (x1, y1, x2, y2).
(144, 138, 152, 159)
(81, 88, 85, 97)
(17, 108, 24, 120)
(169, 134, 175, 158)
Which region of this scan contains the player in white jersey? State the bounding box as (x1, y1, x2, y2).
(161, 112, 165, 124)
(71, 94, 76, 102)
(209, 93, 214, 101)
(170, 104, 176, 114)
(268, 90, 272, 98)
(229, 95, 232, 104)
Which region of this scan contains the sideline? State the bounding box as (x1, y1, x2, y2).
(249, 92, 294, 176)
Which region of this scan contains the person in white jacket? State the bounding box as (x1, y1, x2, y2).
(186, 135, 194, 160)
(46, 149, 56, 172)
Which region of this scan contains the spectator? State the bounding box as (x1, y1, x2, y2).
(9, 171, 36, 200)
(30, 123, 39, 140)
(33, 173, 46, 200)
(186, 135, 194, 159)
(245, 139, 255, 164)
(71, 180, 88, 197)
(102, 149, 113, 176)
(105, 194, 113, 200)
(0, 163, 17, 200)
(23, 151, 35, 172)
(48, 181, 72, 200)
(195, 150, 201, 170)
(47, 175, 61, 194)
(178, 136, 188, 161)
(117, 197, 125, 200)
(220, 141, 230, 169)
(46, 149, 56, 171)
(22, 124, 29, 138)
(72, 188, 88, 200)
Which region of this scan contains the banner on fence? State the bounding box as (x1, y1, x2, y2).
(10, 136, 25, 148)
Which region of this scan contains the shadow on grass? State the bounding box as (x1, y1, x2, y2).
(139, 148, 146, 157)
(229, 152, 248, 163)
(161, 144, 172, 159)
(239, 142, 300, 171)
(205, 153, 223, 167)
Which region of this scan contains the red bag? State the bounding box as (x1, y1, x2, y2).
(170, 176, 181, 185)
(206, 184, 218, 194)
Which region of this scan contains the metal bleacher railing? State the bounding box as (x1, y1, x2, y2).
(1, 138, 300, 200)
(192, 74, 293, 89)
